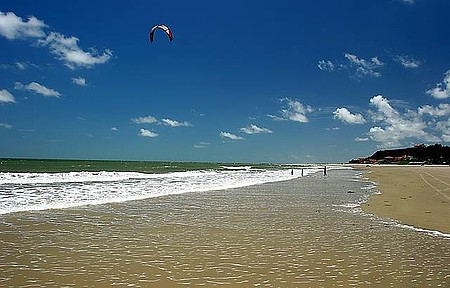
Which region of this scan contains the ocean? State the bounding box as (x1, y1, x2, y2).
(0, 159, 449, 287)
(0, 159, 322, 215)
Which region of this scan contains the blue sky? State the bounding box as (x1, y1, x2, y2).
(0, 0, 449, 163)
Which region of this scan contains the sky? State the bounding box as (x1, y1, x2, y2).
(0, 0, 449, 163)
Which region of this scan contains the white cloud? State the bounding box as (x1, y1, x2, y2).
(435, 118, 450, 142)
(417, 104, 450, 143)
(132, 116, 193, 128)
(333, 107, 366, 124)
(0, 11, 46, 40)
(161, 118, 193, 127)
(0, 12, 112, 69)
(267, 114, 285, 121)
(0, 61, 37, 70)
(220, 132, 244, 140)
(317, 60, 335, 72)
(132, 115, 159, 124)
(276, 98, 313, 123)
(368, 95, 439, 147)
(72, 76, 87, 86)
(318, 53, 384, 78)
(395, 55, 421, 68)
(14, 81, 61, 97)
(0, 89, 16, 103)
(0, 123, 12, 129)
(111, 127, 119, 131)
(139, 128, 158, 137)
(418, 103, 450, 117)
(426, 70, 450, 99)
(355, 137, 369, 142)
(401, 0, 414, 4)
(39, 32, 112, 69)
(344, 53, 384, 78)
(194, 142, 210, 148)
(435, 119, 450, 143)
(15, 61, 27, 70)
(240, 124, 273, 134)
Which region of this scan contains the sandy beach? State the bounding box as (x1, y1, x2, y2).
(362, 165, 450, 234)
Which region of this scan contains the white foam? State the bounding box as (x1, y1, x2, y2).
(384, 220, 450, 239)
(0, 168, 322, 215)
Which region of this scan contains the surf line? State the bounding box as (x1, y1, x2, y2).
(295, 166, 328, 177)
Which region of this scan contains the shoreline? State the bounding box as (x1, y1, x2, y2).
(359, 165, 450, 234)
(1, 168, 449, 287)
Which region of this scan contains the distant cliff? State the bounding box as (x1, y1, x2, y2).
(350, 144, 450, 164)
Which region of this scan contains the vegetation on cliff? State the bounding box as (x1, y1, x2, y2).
(350, 144, 450, 164)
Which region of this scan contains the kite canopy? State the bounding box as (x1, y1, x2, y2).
(149, 24, 173, 43)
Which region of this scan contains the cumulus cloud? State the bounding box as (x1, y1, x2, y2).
(344, 53, 384, 78)
(435, 119, 450, 142)
(0, 11, 46, 39)
(395, 55, 421, 68)
(72, 76, 87, 86)
(15, 81, 61, 97)
(139, 128, 158, 137)
(240, 124, 273, 134)
(111, 127, 119, 131)
(161, 118, 193, 127)
(220, 132, 244, 140)
(367, 95, 439, 147)
(0, 89, 16, 103)
(270, 98, 313, 123)
(131, 115, 159, 124)
(426, 70, 450, 99)
(329, 95, 450, 146)
(417, 103, 450, 143)
(38, 32, 112, 69)
(0, 11, 112, 69)
(418, 103, 450, 117)
(333, 108, 366, 124)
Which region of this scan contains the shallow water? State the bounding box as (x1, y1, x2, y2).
(1, 169, 449, 287)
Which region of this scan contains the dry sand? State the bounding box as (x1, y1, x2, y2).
(362, 165, 450, 233)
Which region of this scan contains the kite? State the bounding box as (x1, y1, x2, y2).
(149, 24, 173, 43)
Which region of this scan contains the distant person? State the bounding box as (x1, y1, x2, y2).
(324, 166, 327, 176)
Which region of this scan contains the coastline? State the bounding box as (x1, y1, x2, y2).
(1, 168, 449, 286)
(360, 165, 450, 234)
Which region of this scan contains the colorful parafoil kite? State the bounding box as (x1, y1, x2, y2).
(149, 24, 173, 43)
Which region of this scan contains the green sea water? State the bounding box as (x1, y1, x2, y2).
(0, 158, 289, 173)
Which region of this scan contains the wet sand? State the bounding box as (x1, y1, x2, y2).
(1, 169, 449, 287)
(362, 165, 450, 234)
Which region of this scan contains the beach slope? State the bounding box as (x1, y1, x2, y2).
(362, 165, 450, 233)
